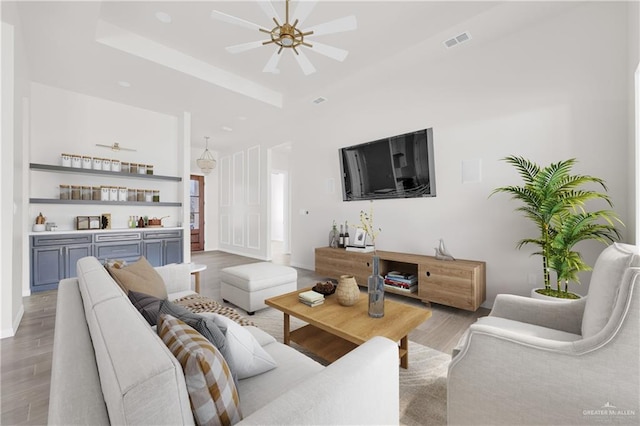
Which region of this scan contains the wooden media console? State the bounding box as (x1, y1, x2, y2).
(315, 247, 486, 311)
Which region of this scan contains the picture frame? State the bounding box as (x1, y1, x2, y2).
(353, 228, 367, 247)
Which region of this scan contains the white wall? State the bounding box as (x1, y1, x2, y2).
(629, 1, 640, 244)
(28, 83, 183, 231)
(286, 2, 631, 307)
(218, 145, 269, 259)
(1, 13, 30, 337)
(1, 22, 18, 337)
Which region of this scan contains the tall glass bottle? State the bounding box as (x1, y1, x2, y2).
(329, 221, 339, 248)
(344, 221, 350, 247)
(368, 255, 385, 318)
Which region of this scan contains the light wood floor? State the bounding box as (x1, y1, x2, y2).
(0, 250, 489, 425)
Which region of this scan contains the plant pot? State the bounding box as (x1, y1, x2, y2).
(531, 288, 582, 301)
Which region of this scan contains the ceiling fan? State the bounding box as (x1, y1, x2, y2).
(211, 0, 357, 75)
(95, 142, 136, 152)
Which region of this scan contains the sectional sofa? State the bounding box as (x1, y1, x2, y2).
(48, 256, 400, 425)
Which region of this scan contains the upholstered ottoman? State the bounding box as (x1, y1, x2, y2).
(220, 262, 297, 315)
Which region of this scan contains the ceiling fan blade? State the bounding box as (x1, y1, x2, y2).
(292, 0, 318, 27)
(257, 0, 281, 24)
(306, 15, 357, 36)
(226, 40, 265, 54)
(263, 50, 282, 73)
(308, 41, 348, 62)
(211, 10, 264, 32)
(294, 49, 316, 75)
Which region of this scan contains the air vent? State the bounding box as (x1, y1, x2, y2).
(312, 96, 327, 104)
(443, 32, 472, 49)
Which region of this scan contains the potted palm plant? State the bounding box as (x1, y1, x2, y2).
(492, 156, 622, 299)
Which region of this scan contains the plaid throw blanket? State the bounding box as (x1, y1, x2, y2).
(173, 294, 256, 327)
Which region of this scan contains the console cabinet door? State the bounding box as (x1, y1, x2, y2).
(419, 260, 478, 311)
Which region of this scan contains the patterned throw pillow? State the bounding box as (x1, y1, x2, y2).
(158, 314, 242, 426)
(159, 300, 238, 384)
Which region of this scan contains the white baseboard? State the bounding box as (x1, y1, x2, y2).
(218, 248, 269, 261)
(0, 303, 24, 339)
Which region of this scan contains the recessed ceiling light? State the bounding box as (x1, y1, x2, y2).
(118, 81, 131, 88)
(221, 126, 233, 132)
(236, 116, 247, 121)
(155, 11, 172, 24)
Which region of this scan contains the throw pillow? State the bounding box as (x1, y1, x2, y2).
(157, 314, 242, 426)
(160, 300, 237, 381)
(128, 290, 163, 326)
(106, 256, 168, 299)
(211, 313, 277, 379)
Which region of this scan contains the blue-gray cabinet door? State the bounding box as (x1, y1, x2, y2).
(164, 239, 183, 265)
(65, 244, 92, 278)
(32, 246, 64, 291)
(143, 240, 163, 267)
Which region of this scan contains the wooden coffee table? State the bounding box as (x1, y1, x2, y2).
(265, 288, 431, 368)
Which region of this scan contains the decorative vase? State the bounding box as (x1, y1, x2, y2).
(329, 223, 339, 248)
(368, 255, 385, 318)
(336, 275, 360, 306)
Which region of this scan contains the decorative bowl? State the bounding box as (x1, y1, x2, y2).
(312, 281, 336, 296)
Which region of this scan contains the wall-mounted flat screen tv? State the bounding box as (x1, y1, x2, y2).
(339, 128, 436, 201)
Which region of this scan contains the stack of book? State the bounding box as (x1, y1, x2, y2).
(384, 271, 418, 293)
(345, 245, 375, 253)
(298, 290, 325, 307)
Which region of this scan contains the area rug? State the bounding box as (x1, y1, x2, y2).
(248, 306, 449, 426)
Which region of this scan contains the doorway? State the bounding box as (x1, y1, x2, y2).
(270, 170, 289, 263)
(190, 175, 204, 251)
(268, 143, 291, 263)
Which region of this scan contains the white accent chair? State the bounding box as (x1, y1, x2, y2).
(448, 243, 640, 425)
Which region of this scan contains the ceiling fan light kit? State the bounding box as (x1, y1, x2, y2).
(212, 0, 357, 75)
(197, 136, 217, 175)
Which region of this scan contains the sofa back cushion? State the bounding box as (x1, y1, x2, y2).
(582, 243, 640, 338)
(76, 256, 194, 425)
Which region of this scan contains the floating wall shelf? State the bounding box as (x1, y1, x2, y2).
(29, 198, 182, 207)
(29, 163, 182, 182)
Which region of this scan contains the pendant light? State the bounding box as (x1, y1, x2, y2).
(196, 136, 216, 175)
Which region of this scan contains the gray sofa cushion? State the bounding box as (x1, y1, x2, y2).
(128, 290, 164, 326)
(237, 333, 324, 417)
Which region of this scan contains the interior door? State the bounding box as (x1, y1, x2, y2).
(190, 175, 205, 251)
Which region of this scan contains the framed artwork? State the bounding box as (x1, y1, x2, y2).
(353, 228, 367, 247)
